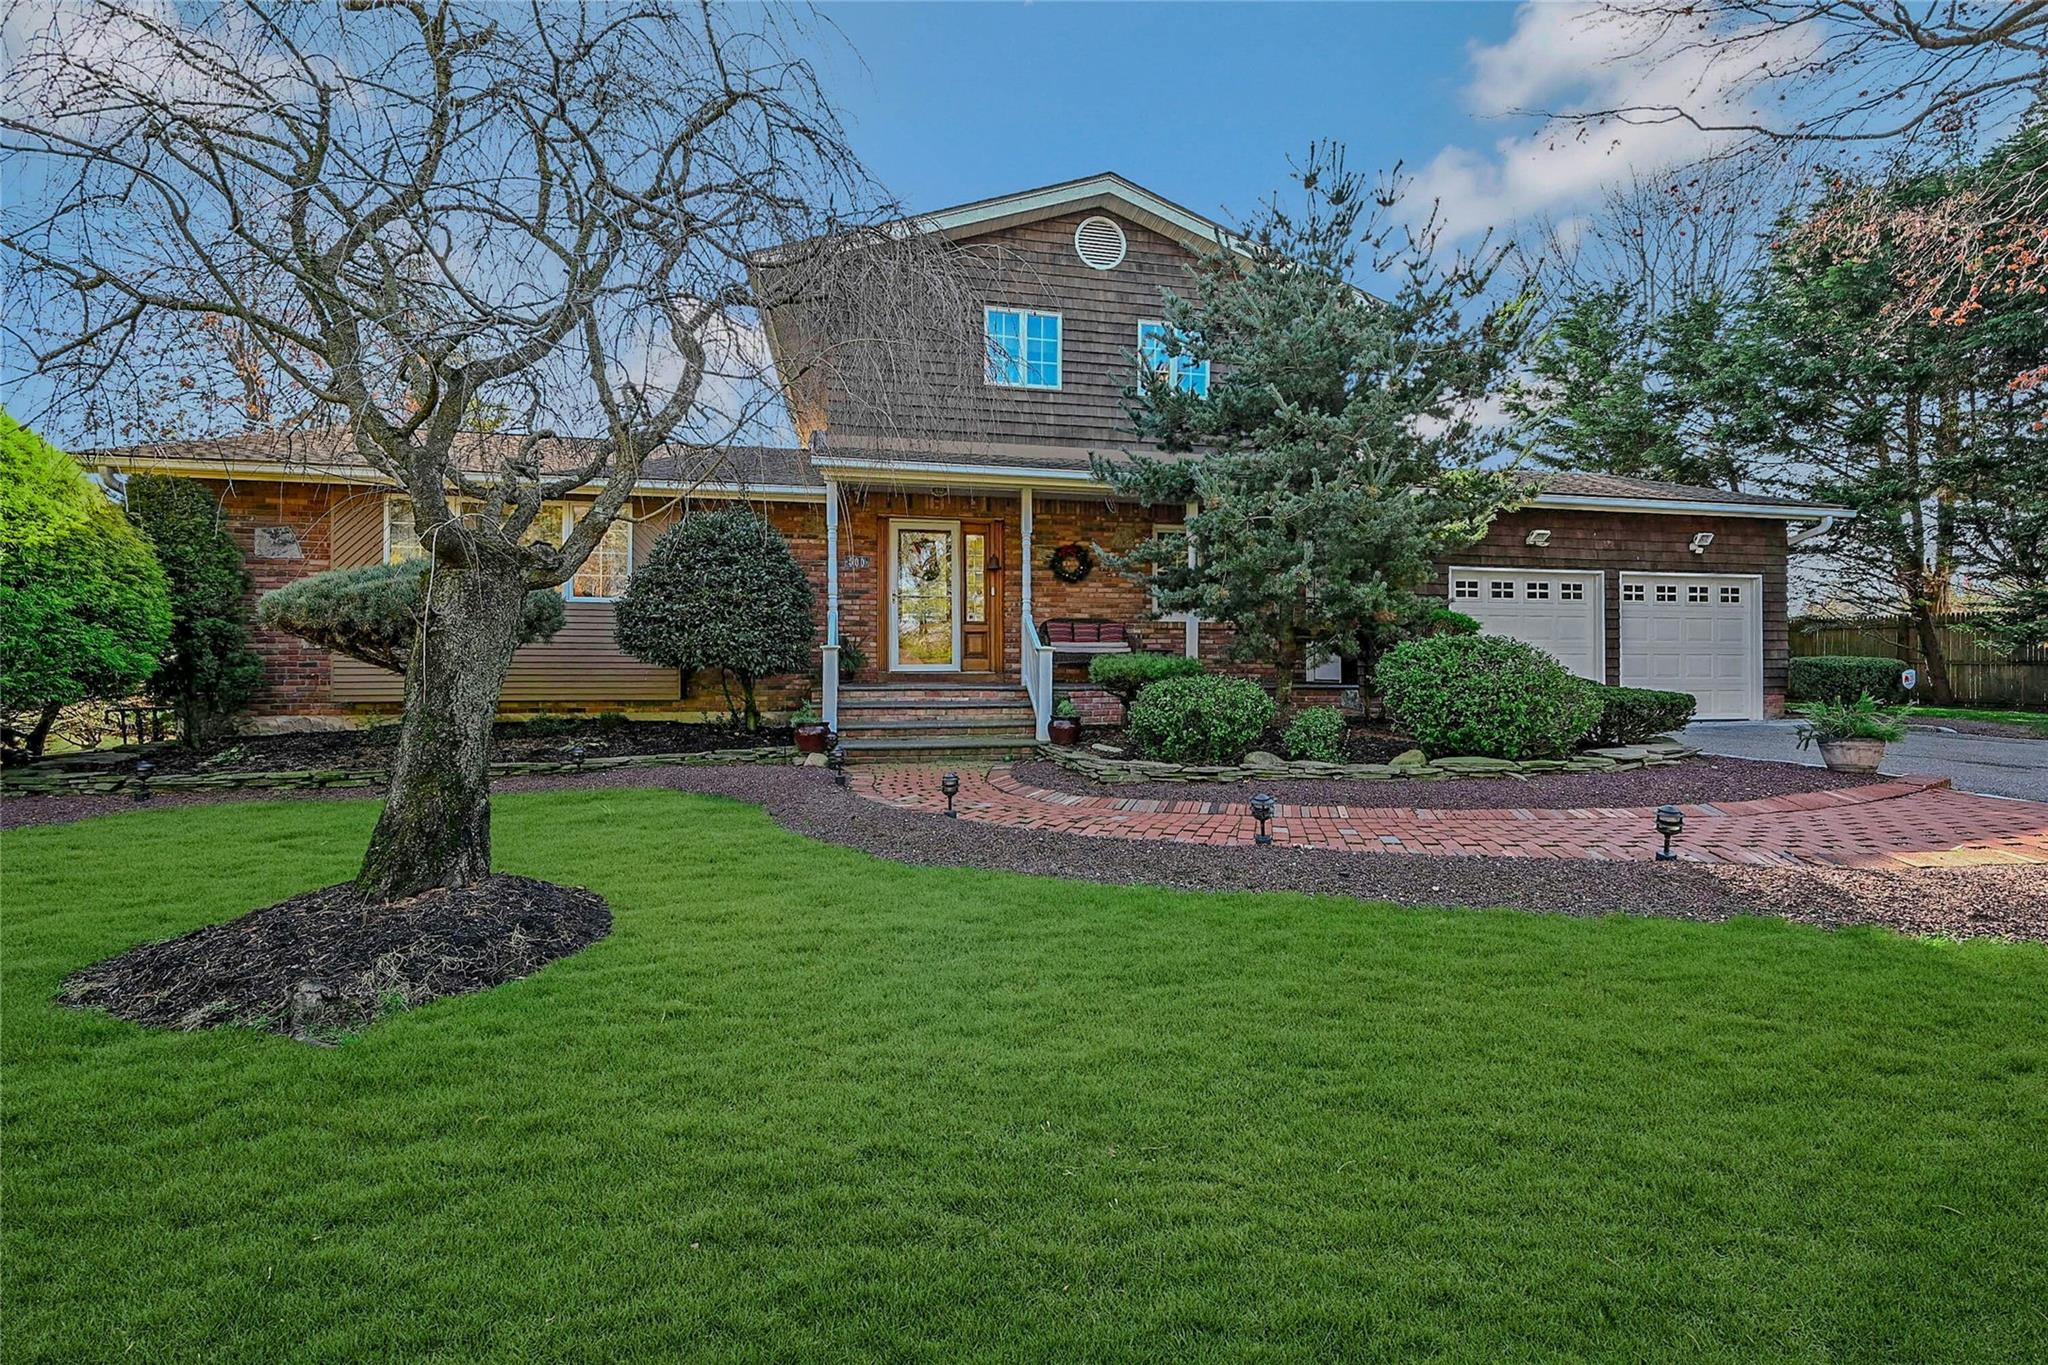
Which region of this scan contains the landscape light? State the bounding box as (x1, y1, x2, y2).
(828, 743, 847, 787)
(1250, 792, 1276, 845)
(132, 759, 155, 803)
(940, 771, 960, 817)
(1655, 805, 1684, 861)
(570, 744, 587, 770)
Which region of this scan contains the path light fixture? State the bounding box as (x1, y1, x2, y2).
(1250, 792, 1275, 845)
(1655, 804, 1684, 861)
(940, 771, 960, 818)
(132, 759, 154, 803)
(828, 743, 847, 787)
(570, 744, 587, 771)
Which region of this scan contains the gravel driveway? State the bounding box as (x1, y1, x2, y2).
(1684, 720, 2048, 802)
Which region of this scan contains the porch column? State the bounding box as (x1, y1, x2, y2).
(1019, 485, 1034, 626)
(822, 478, 840, 729)
(1183, 497, 1200, 659)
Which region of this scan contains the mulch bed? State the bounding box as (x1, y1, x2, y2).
(38, 719, 791, 779)
(1086, 724, 1418, 766)
(1013, 754, 1881, 809)
(59, 874, 609, 1039)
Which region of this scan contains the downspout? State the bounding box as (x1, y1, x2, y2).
(1787, 515, 1836, 549)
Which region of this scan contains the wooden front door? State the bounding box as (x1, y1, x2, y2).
(959, 519, 1004, 674)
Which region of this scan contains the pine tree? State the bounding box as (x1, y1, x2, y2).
(125, 476, 265, 744)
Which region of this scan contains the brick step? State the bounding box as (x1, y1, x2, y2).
(837, 717, 1038, 741)
(839, 734, 1042, 763)
(839, 700, 1036, 724)
(841, 684, 1029, 706)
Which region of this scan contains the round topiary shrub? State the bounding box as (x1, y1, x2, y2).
(1376, 635, 1603, 760)
(1282, 704, 1345, 762)
(1125, 674, 1275, 764)
(259, 561, 566, 673)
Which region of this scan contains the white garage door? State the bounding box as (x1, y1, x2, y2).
(1447, 568, 1605, 682)
(1620, 574, 1762, 721)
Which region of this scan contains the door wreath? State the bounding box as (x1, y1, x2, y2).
(1048, 542, 1094, 584)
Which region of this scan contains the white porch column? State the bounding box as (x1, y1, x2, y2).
(822, 478, 841, 729)
(1183, 497, 1200, 659)
(1019, 485, 1035, 625)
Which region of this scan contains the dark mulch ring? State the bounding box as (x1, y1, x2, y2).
(24, 717, 790, 779)
(58, 874, 609, 1040)
(1020, 752, 1882, 809)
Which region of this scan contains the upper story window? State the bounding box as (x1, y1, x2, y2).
(1138, 321, 1211, 398)
(985, 307, 1061, 389)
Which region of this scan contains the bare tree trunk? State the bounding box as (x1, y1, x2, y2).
(1912, 600, 1957, 705)
(21, 701, 63, 760)
(356, 558, 530, 901)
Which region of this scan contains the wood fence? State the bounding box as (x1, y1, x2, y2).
(1790, 612, 2047, 709)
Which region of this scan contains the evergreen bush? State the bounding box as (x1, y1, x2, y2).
(1088, 651, 1206, 717)
(258, 561, 565, 673)
(1376, 635, 1602, 760)
(125, 475, 264, 744)
(1126, 675, 1275, 764)
(1281, 705, 1346, 762)
(1788, 655, 1905, 704)
(1587, 685, 1696, 745)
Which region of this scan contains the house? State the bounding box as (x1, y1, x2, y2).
(86, 173, 1849, 754)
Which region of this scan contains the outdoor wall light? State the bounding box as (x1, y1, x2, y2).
(1525, 528, 1552, 547)
(828, 743, 848, 787)
(1654, 804, 1684, 861)
(1690, 532, 1715, 555)
(1249, 792, 1276, 845)
(941, 771, 961, 817)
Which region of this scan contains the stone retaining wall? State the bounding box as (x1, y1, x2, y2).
(1, 746, 796, 798)
(1038, 738, 1696, 785)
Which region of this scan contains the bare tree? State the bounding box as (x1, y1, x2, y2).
(2, 0, 970, 900)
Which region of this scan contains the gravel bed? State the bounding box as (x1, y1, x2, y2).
(1012, 754, 1883, 809)
(10, 765, 2043, 943)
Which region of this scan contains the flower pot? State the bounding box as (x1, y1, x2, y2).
(794, 722, 831, 755)
(1816, 736, 1885, 773)
(1048, 717, 1082, 746)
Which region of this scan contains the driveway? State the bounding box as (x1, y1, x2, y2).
(1683, 720, 2048, 802)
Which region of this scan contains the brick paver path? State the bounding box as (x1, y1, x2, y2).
(853, 766, 2048, 870)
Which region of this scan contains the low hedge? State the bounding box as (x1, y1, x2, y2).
(1589, 685, 1696, 745)
(1789, 655, 1905, 704)
(1126, 674, 1276, 764)
(1282, 705, 1346, 762)
(1089, 651, 1207, 714)
(1376, 635, 1603, 760)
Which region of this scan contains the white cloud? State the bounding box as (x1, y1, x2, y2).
(1412, 2, 1814, 238)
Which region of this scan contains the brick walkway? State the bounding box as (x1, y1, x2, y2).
(852, 766, 2048, 870)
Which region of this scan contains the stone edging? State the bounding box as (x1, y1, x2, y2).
(1036, 737, 1697, 785)
(0, 746, 796, 798)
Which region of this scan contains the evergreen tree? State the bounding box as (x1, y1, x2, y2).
(125, 475, 265, 744)
(1100, 145, 1531, 704)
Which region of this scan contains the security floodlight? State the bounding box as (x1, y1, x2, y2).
(1525, 529, 1551, 547)
(1690, 533, 1715, 555)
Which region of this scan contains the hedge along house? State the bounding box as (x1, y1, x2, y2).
(86, 174, 1849, 755)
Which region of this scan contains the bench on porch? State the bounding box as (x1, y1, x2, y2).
(1039, 619, 1135, 658)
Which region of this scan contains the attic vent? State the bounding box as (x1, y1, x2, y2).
(1073, 215, 1127, 271)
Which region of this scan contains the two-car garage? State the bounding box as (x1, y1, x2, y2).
(1448, 567, 1765, 721)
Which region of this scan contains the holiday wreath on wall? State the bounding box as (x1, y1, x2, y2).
(1048, 542, 1094, 584)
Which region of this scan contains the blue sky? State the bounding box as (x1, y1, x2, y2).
(812, 2, 1524, 231)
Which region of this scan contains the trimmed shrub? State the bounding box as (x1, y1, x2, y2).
(126, 475, 264, 744)
(1282, 704, 1345, 762)
(1376, 635, 1603, 760)
(1126, 674, 1276, 764)
(1589, 685, 1696, 745)
(1788, 655, 1905, 705)
(614, 505, 815, 730)
(1412, 606, 1481, 638)
(1, 414, 171, 758)
(258, 561, 565, 673)
(1088, 651, 1206, 716)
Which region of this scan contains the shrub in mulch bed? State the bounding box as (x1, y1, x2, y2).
(59, 875, 609, 1041)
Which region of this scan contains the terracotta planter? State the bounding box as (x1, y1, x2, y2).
(1816, 736, 1885, 773)
(1048, 717, 1082, 746)
(794, 722, 831, 755)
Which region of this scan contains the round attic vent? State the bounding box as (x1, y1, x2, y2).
(1073, 215, 1127, 271)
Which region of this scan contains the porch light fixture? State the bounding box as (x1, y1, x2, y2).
(1524, 529, 1551, 547)
(1654, 805, 1684, 861)
(940, 771, 961, 817)
(1690, 532, 1715, 555)
(132, 759, 154, 803)
(828, 743, 848, 787)
(1249, 792, 1275, 845)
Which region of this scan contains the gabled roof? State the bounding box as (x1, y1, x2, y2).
(908, 172, 1238, 256)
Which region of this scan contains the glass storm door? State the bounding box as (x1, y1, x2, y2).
(890, 523, 959, 670)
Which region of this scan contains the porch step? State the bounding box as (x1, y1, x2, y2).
(840, 683, 1029, 706)
(832, 680, 1039, 762)
(838, 734, 1042, 763)
(837, 716, 1037, 741)
(839, 700, 1036, 725)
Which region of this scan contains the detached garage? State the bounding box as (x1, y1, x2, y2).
(1433, 474, 1852, 722)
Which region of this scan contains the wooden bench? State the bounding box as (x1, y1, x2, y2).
(1039, 619, 1134, 657)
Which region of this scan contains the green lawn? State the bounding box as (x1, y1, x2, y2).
(5, 792, 2046, 1362)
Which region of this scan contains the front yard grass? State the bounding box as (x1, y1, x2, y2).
(5, 790, 2045, 1362)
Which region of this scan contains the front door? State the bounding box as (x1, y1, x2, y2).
(959, 520, 1004, 674)
(889, 521, 960, 670)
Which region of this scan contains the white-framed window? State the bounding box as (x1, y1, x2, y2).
(1526, 581, 1551, 600)
(985, 307, 1061, 388)
(1490, 580, 1514, 599)
(1559, 581, 1585, 601)
(566, 509, 633, 601)
(1720, 585, 1743, 604)
(1687, 584, 1710, 603)
(1138, 321, 1211, 398)
(1452, 578, 1480, 599)
(1656, 584, 1679, 603)
(1622, 583, 1646, 602)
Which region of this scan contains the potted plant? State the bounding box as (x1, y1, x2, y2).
(1795, 692, 1910, 773)
(1048, 698, 1082, 746)
(836, 636, 867, 681)
(791, 701, 831, 755)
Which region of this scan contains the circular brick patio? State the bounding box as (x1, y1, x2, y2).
(853, 765, 2048, 871)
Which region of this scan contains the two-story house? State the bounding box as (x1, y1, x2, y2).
(86, 173, 1849, 755)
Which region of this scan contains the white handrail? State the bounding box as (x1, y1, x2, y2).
(820, 644, 839, 731)
(1021, 616, 1053, 742)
